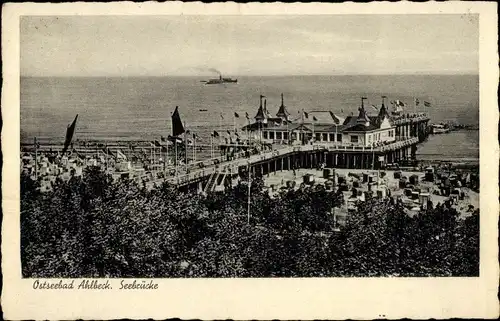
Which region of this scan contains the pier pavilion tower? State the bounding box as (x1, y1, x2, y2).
(276, 93, 290, 122)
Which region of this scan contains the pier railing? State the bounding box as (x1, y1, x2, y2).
(391, 113, 430, 125)
(160, 138, 420, 186)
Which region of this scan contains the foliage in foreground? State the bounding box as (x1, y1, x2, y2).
(21, 167, 479, 277)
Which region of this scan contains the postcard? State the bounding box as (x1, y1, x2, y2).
(2, 1, 499, 320)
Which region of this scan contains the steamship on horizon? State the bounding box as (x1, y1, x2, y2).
(202, 74, 238, 85)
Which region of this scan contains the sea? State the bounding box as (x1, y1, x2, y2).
(20, 75, 479, 161)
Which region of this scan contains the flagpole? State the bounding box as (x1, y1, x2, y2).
(301, 109, 304, 145)
(34, 137, 38, 180)
(166, 140, 169, 171)
(162, 143, 166, 173)
(193, 134, 196, 164)
(184, 121, 188, 173)
(105, 143, 108, 173)
(247, 161, 251, 224)
(372, 141, 375, 170)
(312, 118, 315, 143)
(210, 135, 213, 159)
(175, 140, 178, 178)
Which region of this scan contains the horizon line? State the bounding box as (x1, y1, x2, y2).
(21, 72, 480, 78)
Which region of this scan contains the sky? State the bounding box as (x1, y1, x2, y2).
(20, 14, 479, 77)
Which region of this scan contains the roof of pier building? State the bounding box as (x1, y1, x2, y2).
(342, 104, 394, 133)
(262, 123, 348, 133)
(276, 93, 291, 120)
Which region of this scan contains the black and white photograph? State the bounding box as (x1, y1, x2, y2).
(3, 2, 499, 320)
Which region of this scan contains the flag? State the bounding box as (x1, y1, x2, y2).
(35, 140, 41, 149)
(303, 111, 309, 118)
(227, 130, 231, 136)
(220, 113, 224, 120)
(245, 112, 250, 119)
(382, 95, 387, 98)
(313, 116, 318, 121)
(415, 98, 420, 106)
(161, 136, 167, 142)
(116, 149, 127, 160)
(424, 101, 431, 107)
(260, 95, 266, 99)
(154, 140, 162, 147)
(171, 106, 185, 136)
(234, 112, 240, 118)
(213, 130, 220, 138)
(62, 114, 78, 154)
(393, 100, 405, 107)
(371, 105, 379, 111)
(185, 129, 190, 135)
(192, 132, 197, 139)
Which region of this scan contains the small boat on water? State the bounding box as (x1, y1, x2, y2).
(199, 109, 208, 112)
(431, 124, 450, 134)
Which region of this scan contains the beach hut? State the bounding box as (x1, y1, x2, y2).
(323, 168, 334, 179)
(419, 193, 431, 209)
(303, 174, 315, 185)
(409, 174, 419, 185)
(425, 167, 434, 181)
(339, 183, 349, 192)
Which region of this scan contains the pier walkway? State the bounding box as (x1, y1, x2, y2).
(149, 137, 420, 191)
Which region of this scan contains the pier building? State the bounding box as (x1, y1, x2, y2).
(162, 95, 431, 193)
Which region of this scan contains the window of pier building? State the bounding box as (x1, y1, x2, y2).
(315, 133, 321, 141)
(269, 131, 275, 140)
(329, 133, 335, 142)
(350, 135, 359, 143)
(367, 134, 372, 144)
(322, 133, 328, 141)
(337, 134, 342, 142)
(263, 131, 268, 139)
(276, 132, 282, 140)
(283, 132, 288, 140)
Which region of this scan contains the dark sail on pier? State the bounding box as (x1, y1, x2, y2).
(171, 106, 185, 137)
(62, 114, 78, 154)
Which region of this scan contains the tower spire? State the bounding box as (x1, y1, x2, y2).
(276, 93, 289, 120)
(357, 97, 370, 126)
